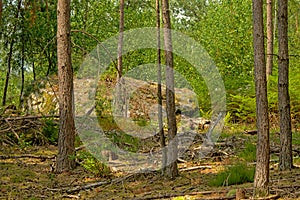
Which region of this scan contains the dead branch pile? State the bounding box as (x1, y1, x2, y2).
(0, 111, 59, 145)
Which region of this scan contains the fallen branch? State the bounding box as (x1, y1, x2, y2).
(75, 145, 86, 152)
(66, 181, 110, 193)
(195, 197, 235, 200)
(62, 194, 80, 199)
(244, 130, 257, 135)
(241, 194, 280, 200)
(63, 173, 135, 193)
(132, 192, 235, 200)
(4, 118, 19, 140)
(3, 115, 59, 121)
(0, 154, 55, 160)
(179, 165, 212, 172)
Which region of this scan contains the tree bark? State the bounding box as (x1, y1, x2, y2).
(2, 0, 21, 106)
(278, 0, 292, 171)
(55, 0, 76, 173)
(19, 37, 25, 108)
(2, 40, 14, 107)
(252, 0, 270, 195)
(115, 0, 125, 117)
(162, 0, 178, 179)
(117, 0, 124, 81)
(0, 0, 2, 27)
(266, 0, 273, 77)
(32, 61, 36, 81)
(156, 0, 167, 175)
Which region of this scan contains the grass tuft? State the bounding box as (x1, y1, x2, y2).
(238, 142, 256, 162)
(209, 163, 255, 187)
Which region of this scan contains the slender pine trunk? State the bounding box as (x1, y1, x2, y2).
(252, 0, 270, 195)
(278, 0, 292, 171)
(162, 0, 178, 179)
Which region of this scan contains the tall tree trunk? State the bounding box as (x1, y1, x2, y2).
(252, 0, 270, 195)
(278, 0, 292, 171)
(46, 51, 53, 76)
(156, 0, 167, 175)
(296, 9, 299, 33)
(273, 0, 277, 44)
(266, 0, 273, 77)
(2, 40, 14, 107)
(32, 61, 36, 81)
(2, 0, 21, 106)
(117, 0, 124, 81)
(19, 7, 25, 108)
(0, 0, 2, 27)
(19, 38, 25, 108)
(115, 0, 125, 117)
(162, 0, 178, 179)
(55, 0, 76, 173)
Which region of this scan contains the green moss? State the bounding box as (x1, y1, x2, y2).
(11, 169, 36, 183)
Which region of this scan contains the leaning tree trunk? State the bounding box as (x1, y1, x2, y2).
(156, 0, 167, 175)
(55, 0, 76, 173)
(278, 0, 292, 171)
(266, 0, 273, 77)
(252, 0, 270, 196)
(162, 0, 178, 179)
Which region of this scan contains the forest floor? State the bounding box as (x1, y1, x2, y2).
(1, 130, 300, 200)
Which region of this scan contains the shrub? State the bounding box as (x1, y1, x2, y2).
(42, 118, 59, 145)
(76, 151, 111, 177)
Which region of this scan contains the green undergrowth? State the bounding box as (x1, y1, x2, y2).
(209, 163, 255, 187)
(76, 151, 112, 177)
(238, 142, 256, 162)
(292, 132, 300, 145)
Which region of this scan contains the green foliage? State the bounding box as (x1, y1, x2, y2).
(106, 130, 140, 153)
(294, 157, 300, 166)
(95, 76, 114, 118)
(42, 118, 59, 145)
(0, 0, 299, 140)
(209, 163, 255, 187)
(238, 142, 256, 162)
(77, 151, 112, 177)
(135, 118, 149, 127)
(293, 132, 300, 146)
(18, 133, 33, 149)
(228, 94, 256, 123)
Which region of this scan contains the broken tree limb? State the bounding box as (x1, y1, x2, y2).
(0, 154, 55, 160)
(66, 181, 110, 193)
(132, 192, 235, 200)
(2, 115, 59, 121)
(4, 118, 19, 140)
(63, 173, 136, 194)
(241, 194, 280, 200)
(179, 165, 212, 172)
(244, 130, 257, 135)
